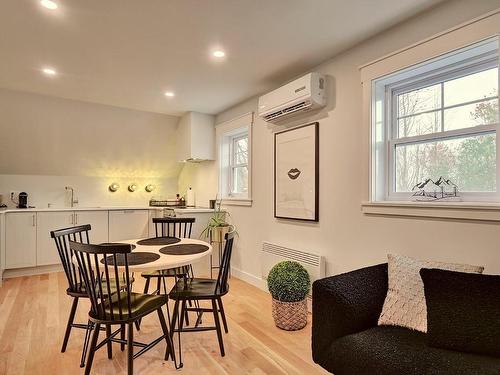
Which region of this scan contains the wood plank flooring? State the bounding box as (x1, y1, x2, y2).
(0, 272, 328, 374)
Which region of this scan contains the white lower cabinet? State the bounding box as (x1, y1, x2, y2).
(3, 209, 149, 271)
(36, 210, 110, 266)
(109, 210, 149, 242)
(36, 211, 74, 266)
(5, 212, 37, 269)
(74, 211, 109, 244)
(148, 209, 160, 237)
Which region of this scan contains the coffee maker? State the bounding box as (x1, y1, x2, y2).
(18, 192, 28, 208)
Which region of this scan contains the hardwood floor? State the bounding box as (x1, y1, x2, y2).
(0, 272, 328, 374)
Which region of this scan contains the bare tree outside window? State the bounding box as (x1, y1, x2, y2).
(394, 67, 498, 192)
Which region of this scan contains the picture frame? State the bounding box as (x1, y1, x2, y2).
(274, 122, 319, 221)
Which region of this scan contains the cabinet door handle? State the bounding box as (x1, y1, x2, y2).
(70, 213, 74, 225)
(75, 213, 78, 225)
(32, 214, 36, 226)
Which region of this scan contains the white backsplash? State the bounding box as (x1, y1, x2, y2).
(0, 174, 178, 209)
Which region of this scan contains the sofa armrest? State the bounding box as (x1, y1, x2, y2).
(312, 263, 388, 361)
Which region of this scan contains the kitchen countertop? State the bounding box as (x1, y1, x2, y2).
(0, 206, 216, 214)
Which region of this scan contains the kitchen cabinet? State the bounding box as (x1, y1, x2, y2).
(176, 111, 215, 161)
(36, 211, 74, 266)
(109, 210, 149, 242)
(5, 212, 37, 269)
(148, 209, 160, 237)
(75, 211, 109, 243)
(37, 210, 109, 267)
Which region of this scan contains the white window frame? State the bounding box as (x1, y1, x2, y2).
(217, 112, 253, 205)
(228, 132, 249, 198)
(372, 37, 500, 202)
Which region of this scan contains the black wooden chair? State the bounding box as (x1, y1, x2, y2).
(141, 217, 196, 292)
(140, 217, 196, 327)
(51, 224, 132, 368)
(168, 231, 235, 365)
(69, 241, 177, 375)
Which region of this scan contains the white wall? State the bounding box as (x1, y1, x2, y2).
(0, 88, 183, 208)
(190, 0, 500, 286)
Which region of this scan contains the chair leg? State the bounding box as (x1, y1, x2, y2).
(127, 323, 134, 375)
(120, 324, 125, 351)
(79, 320, 93, 368)
(179, 300, 187, 331)
(105, 324, 113, 359)
(136, 278, 151, 330)
(157, 308, 176, 363)
(211, 299, 225, 356)
(156, 276, 162, 295)
(84, 323, 100, 375)
(61, 297, 79, 352)
(217, 297, 229, 333)
(184, 303, 190, 327)
(170, 300, 180, 339)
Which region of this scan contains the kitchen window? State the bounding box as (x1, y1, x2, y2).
(372, 37, 499, 202)
(217, 113, 253, 205)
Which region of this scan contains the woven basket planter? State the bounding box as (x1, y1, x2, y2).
(271, 298, 307, 331)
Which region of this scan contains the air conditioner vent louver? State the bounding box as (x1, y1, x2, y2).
(282, 101, 308, 114)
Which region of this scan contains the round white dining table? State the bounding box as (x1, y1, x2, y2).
(105, 237, 212, 272)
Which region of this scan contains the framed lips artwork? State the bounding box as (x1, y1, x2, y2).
(274, 122, 319, 221)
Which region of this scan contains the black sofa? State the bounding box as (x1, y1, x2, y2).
(312, 263, 500, 375)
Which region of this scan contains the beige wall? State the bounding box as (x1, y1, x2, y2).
(205, 0, 500, 286)
(0, 88, 182, 207)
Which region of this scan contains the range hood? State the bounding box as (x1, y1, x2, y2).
(176, 111, 215, 162)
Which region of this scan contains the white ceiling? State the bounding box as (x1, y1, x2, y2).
(0, 0, 444, 116)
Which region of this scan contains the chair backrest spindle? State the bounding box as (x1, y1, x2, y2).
(51, 224, 92, 295)
(70, 241, 134, 322)
(215, 231, 235, 295)
(152, 217, 196, 239)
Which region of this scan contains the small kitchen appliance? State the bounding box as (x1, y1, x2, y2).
(18, 192, 28, 208)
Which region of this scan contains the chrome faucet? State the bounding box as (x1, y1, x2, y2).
(65, 186, 79, 207)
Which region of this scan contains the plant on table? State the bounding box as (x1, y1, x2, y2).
(200, 198, 235, 241)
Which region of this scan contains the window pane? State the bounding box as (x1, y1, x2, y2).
(398, 111, 441, 138)
(232, 166, 248, 193)
(398, 84, 441, 117)
(233, 136, 248, 164)
(444, 99, 499, 131)
(444, 67, 498, 107)
(395, 133, 496, 192)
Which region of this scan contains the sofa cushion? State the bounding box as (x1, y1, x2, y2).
(326, 326, 500, 375)
(421, 268, 500, 358)
(378, 254, 483, 332)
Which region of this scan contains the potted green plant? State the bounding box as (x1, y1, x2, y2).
(267, 261, 311, 331)
(200, 199, 235, 242)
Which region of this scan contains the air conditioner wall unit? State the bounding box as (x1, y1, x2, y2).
(258, 72, 326, 123)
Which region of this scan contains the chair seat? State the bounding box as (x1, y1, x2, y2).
(141, 266, 190, 279)
(169, 278, 228, 300)
(89, 292, 167, 322)
(67, 275, 134, 297)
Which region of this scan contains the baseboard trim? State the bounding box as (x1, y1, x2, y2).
(231, 267, 267, 291)
(3, 264, 63, 279)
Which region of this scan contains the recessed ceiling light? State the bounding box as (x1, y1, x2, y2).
(42, 68, 57, 76)
(164, 91, 175, 97)
(40, 0, 58, 10)
(213, 50, 226, 58)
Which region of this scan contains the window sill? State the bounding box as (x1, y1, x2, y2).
(221, 198, 253, 207)
(361, 200, 500, 222)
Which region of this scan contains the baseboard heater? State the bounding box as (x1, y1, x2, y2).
(261, 241, 325, 300)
